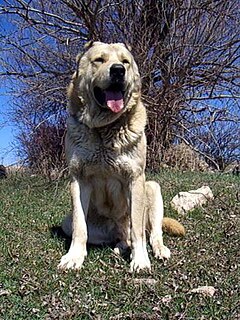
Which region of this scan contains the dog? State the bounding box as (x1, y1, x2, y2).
(58, 41, 185, 272)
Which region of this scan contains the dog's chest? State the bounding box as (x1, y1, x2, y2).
(72, 141, 141, 178)
(88, 174, 129, 220)
(67, 119, 145, 179)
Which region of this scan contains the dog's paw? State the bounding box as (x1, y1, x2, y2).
(57, 251, 87, 270)
(130, 251, 151, 272)
(113, 240, 130, 255)
(153, 244, 171, 260)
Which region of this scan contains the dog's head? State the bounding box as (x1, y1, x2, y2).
(68, 42, 141, 127)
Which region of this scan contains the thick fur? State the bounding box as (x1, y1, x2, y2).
(58, 42, 185, 272)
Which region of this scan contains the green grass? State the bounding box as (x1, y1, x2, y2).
(0, 170, 239, 319)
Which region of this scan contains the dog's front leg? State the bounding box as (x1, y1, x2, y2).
(58, 178, 91, 270)
(130, 174, 151, 272)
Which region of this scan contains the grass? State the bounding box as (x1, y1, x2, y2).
(0, 170, 239, 319)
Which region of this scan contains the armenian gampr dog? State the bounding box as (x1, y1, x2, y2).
(58, 42, 185, 272)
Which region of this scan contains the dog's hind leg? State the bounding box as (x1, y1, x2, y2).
(61, 213, 73, 237)
(145, 181, 171, 259)
(113, 216, 131, 256)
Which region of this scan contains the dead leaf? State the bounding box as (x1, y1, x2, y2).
(0, 289, 11, 296)
(161, 295, 172, 305)
(189, 286, 216, 297)
(133, 278, 157, 286)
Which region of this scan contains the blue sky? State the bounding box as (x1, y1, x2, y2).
(0, 8, 19, 166)
(0, 87, 18, 166)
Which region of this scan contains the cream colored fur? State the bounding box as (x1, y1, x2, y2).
(58, 42, 185, 272)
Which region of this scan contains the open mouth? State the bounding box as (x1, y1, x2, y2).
(93, 83, 125, 113)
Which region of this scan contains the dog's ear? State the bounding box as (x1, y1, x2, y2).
(75, 53, 83, 78)
(84, 40, 104, 50)
(124, 42, 132, 52)
(75, 40, 99, 66)
(116, 42, 132, 52)
(76, 52, 82, 65)
(84, 40, 94, 50)
(75, 41, 96, 76)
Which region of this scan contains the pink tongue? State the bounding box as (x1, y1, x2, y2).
(105, 90, 124, 113)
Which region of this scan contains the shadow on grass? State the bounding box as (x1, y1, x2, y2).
(50, 225, 71, 251)
(49, 225, 131, 262)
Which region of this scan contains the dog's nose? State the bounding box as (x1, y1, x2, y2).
(110, 64, 125, 79)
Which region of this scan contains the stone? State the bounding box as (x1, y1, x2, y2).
(171, 186, 214, 215)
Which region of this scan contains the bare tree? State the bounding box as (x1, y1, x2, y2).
(0, 0, 239, 172)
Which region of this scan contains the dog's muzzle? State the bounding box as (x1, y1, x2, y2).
(93, 64, 126, 113)
(110, 64, 125, 83)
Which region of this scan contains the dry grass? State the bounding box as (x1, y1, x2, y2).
(0, 170, 239, 319)
(162, 143, 210, 172)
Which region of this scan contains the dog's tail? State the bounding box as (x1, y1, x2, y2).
(162, 217, 186, 237)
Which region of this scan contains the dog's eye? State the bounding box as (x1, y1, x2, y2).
(122, 59, 130, 65)
(94, 57, 104, 63)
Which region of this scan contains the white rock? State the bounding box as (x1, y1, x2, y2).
(171, 186, 214, 215)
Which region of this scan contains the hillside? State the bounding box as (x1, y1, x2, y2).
(0, 170, 239, 319)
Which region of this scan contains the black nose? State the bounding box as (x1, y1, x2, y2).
(110, 64, 125, 80)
